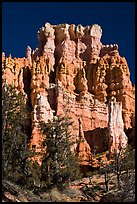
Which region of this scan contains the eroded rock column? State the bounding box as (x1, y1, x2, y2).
(108, 96, 128, 153)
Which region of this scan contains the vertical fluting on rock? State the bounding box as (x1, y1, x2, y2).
(29, 55, 54, 154)
(108, 96, 128, 153)
(2, 22, 135, 164)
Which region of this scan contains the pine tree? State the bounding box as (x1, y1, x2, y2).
(111, 145, 135, 190)
(2, 82, 34, 184)
(40, 114, 82, 189)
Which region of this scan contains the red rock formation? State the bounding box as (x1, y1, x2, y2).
(2, 23, 135, 165)
(76, 118, 92, 165)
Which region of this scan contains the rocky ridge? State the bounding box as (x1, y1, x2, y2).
(2, 22, 135, 164)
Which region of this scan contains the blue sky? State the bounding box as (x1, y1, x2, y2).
(2, 2, 135, 84)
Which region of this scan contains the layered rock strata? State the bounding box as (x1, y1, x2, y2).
(2, 23, 135, 163)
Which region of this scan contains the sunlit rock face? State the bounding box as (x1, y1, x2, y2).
(2, 22, 135, 164)
(108, 96, 128, 153)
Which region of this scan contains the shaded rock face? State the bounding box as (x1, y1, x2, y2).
(2, 23, 135, 163)
(84, 127, 109, 154)
(125, 126, 135, 148)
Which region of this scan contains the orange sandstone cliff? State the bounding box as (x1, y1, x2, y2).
(2, 23, 135, 164)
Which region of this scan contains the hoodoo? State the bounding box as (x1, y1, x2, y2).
(2, 22, 135, 163)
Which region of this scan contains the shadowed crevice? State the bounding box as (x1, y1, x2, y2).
(84, 127, 109, 154)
